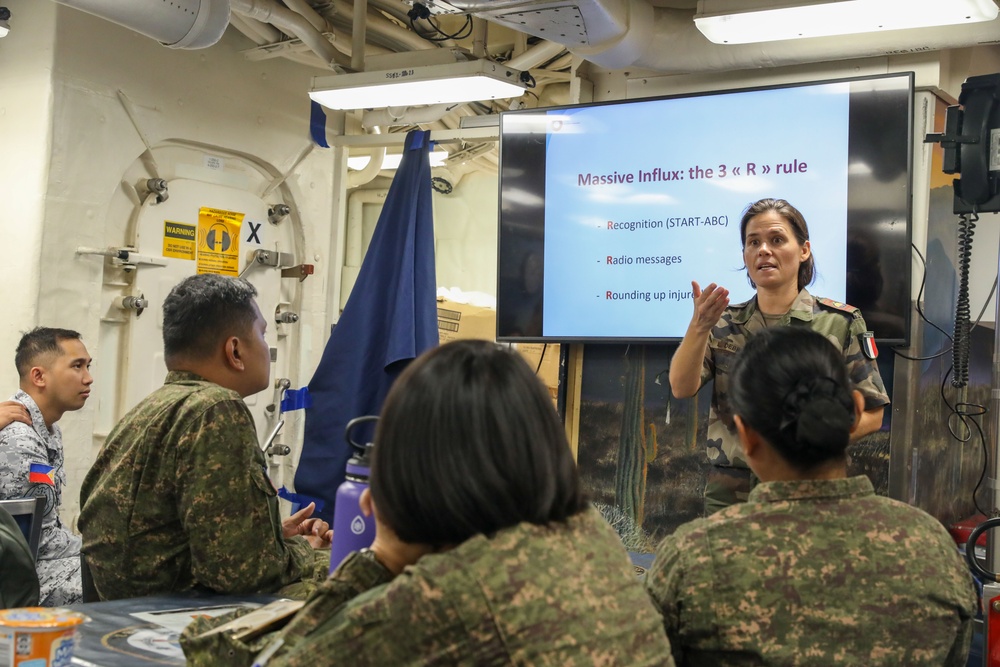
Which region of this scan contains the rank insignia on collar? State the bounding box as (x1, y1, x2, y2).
(858, 331, 878, 360)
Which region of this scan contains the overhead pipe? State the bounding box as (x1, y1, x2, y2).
(53, 0, 230, 49)
(361, 104, 455, 129)
(505, 40, 566, 72)
(283, 0, 328, 34)
(229, 12, 282, 44)
(231, 0, 351, 69)
(347, 126, 386, 188)
(351, 0, 368, 72)
(368, 0, 411, 25)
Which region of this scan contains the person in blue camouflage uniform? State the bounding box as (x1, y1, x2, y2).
(670, 198, 889, 513)
(648, 327, 976, 666)
(0, 327, 93, 606)
(181, 340, 674, 666)
(79, 274, 331, 601)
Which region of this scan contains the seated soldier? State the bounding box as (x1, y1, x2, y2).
(182, 339, 675, 666)
(79, 274, 330, 600)
(646, 327, 976, 666)
(0, 328, 92, 605)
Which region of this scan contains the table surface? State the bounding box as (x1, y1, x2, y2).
(63, 556, 656, 665)
(66, 593, 276, 666)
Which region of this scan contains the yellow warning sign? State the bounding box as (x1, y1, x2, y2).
(163, 221, 196, 260)
(197, 207, 243, 276)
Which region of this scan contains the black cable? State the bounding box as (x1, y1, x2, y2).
(901, 233, 993, 518)
(952, 211, 979, 387)
(407, 4, 474, 42)
(892, 243, 953, 361)
(936, 364, 989, 517)
(534, 344, 547, 374)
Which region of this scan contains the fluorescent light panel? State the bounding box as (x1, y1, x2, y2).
(695, 0, 999, 44)
(311, 59, 526, 110)
(348, 150, 449, 171)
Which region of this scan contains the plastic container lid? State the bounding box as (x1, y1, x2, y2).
(0, 607, 88, 630)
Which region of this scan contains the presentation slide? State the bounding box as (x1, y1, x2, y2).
(541, 82, 851, 339)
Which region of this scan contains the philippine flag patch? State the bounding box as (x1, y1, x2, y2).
(858, 331, 878, 360)
(28, 462, 55, 486)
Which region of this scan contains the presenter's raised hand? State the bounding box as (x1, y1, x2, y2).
(689, 281, 729, 334)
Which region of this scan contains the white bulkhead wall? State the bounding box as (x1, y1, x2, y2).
(0, 1, 346, 528)
(0, 0, 504, 531)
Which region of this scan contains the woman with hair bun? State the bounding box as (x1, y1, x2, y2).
(647, 327, 976, 666)
(669, 198, 890, 514)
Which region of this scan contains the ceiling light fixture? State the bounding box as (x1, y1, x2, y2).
(310, 59, 527, 111)
(694, 0, 999, 44)
(348, 150, 449, 171)
(0, 7, 11, 38)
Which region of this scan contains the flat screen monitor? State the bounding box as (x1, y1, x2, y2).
(497, 72, 913, 344)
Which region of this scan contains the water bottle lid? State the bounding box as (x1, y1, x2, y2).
(345, 415, 377, 466)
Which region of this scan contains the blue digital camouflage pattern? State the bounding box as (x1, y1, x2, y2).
(79, 371, 327, 600)
(0, 390, 81, 606)
(646, 476, 976, 666)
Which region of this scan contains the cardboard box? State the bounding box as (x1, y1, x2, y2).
(437, 299, 495, 343)
(437, 298, 560, 401)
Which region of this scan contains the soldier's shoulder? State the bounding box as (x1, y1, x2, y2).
(816, 297, 861, 317)
(129, 382, 243, 418)
(0, 421, 41, 446)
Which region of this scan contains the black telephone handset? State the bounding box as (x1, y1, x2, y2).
(926, 72, 1000, 214)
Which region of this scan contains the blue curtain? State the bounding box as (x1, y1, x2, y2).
(295, 129, 439, 522)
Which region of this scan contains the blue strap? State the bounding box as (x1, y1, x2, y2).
(310, 101, 330, 148)
(281, 387, 313, 412)
(277, 486, 326, 513)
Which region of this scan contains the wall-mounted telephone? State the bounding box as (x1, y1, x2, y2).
(926, 72, 1000, 214)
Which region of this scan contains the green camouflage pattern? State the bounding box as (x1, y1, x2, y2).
(646, 476, 977, 666)
(700, 289, 890, 469)
(79, 371, 327, 601)
(183, 506, 675, 666)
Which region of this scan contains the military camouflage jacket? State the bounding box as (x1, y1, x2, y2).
(0, 391, 82, 606)
(700, 289, 890, 467)
(646, 476, 976, 666)
(183, 506, 675, 666)
(79, 371, 327, 600)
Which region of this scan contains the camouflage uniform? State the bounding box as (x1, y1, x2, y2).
(646, 476, 976, 666)
(700, 289, 889, 511)
(78, 371, 328, 601)
(181, 506, 675, 666)
(0, 391, 82, 606)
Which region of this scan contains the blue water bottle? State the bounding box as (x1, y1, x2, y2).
(329, 415, 377, 573)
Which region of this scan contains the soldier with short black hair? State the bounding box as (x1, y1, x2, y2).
(0, 326, 93, 606)
(79, 274, 330, 601)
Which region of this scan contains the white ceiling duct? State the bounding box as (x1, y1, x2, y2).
(53, 0, 230, 49)
(452, 0, 1000, 74)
